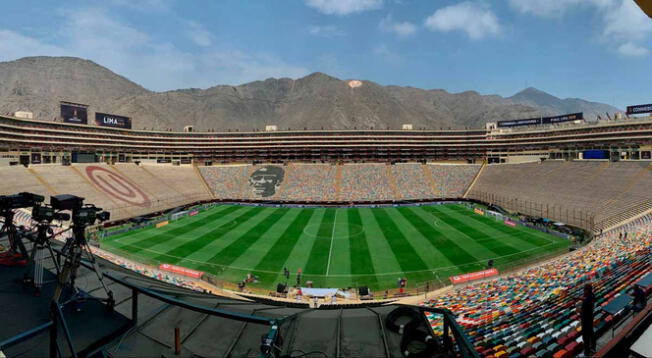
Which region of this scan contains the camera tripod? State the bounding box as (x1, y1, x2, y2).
(53, 223, 114, 309)
(0, 209, 29, 266)
(23, 221, 65, 296)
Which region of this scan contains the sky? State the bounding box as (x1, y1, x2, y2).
(0, 0, 650, 109)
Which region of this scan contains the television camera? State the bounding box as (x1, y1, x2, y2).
(49, 194, 114, 308)
(0, 192, 45, 266)
(22, 199, 71, 295)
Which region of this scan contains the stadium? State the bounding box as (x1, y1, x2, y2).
(1, 2, 652, 358)
(1, 105, 652, 357)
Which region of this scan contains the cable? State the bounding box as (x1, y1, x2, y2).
(285, 349, 329, 358)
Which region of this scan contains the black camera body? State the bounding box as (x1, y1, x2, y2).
(73, 206, 110, 226)
(31, 205, 71, 223)
(51, 194, 110, 226)
(0, 192, 45, 210)
(51, 194, 85, 211)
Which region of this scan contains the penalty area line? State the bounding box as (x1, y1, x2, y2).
(325, 209, 337, 276)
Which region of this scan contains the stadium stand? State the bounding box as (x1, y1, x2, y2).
(0, 165, 50, 197)
(112, 163, 209, 213)
(467, 161, 652, 232)
(30, 164, 135, 220)
(429, 164, 481, 198)
(338, 164, 393, 201)
(198, 165, 249, 199)
(422, 215, 652, 357)
(277, 163, 338, 201)
(198, 163, 481, 202)
(391, 163, 435, 200)
(0, 163, 212, 222)
(136, 164, 211, 203)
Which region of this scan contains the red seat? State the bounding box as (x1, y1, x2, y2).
(565, 341, 580, 355)
(520, 347, 535, 356)
(553, 349, 571, 358)
(557, 335, 570, 346)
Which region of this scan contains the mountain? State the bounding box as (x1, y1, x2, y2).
(0, 56, 148, 121)
(0, 57, 621, 131)
(509, 87, 620, 120)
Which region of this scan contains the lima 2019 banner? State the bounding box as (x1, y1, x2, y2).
(95, 112, 132, 129)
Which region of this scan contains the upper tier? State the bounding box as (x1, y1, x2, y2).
(1, 115, 652, 161)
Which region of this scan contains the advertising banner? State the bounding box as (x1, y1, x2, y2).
(450, 268, 499, 284)
(497, 117, 540, 128)
(159, 263, 204, 278)
(95, 112, 132, 129)
(627, 104, 652, 115)
(156, 220, 169, 228)
(541, 112, 583, 124)
(497, 113, 583, 128)
(60, 102, 88, 124)
(474, 208, 485, 216)
(504, 219, 517, 227)
(31, 153, 41, 164)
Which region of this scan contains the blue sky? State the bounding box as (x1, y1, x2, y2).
(0, 0, 650, 109)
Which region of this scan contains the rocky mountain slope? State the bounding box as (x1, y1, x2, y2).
(0, 56, 620, 131)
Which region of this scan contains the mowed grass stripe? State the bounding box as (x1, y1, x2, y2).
(447, 205, 555, 246)
(436, 205, 541, 251)
(396, 207, 478, 266)
(303, 209, 336, 275)
(195, 208, 291, 271)
(370, 209, 428, 271)
(109, 205, 242, 254)
(151, 206, 264, 264)
(325, 209, 350, 276)
(384, 208, 456, 268)
(105, 205, 231, 243)
(255, 209, 315, 272)
(347, 209, 378, 288)
(424, 206, 520, 256)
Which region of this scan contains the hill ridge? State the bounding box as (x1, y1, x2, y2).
(0, 56, 620, 131)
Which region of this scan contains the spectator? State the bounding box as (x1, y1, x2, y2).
(630, 285, 646, 312)
(580, 283, 596, 357)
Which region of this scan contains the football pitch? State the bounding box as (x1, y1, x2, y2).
(101, 204, 570, 290)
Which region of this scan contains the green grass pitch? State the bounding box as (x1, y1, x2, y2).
(101, 204, 570, 291)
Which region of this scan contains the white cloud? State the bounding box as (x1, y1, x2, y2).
(0, 7, 309, 90)
(617, 42, 649, 56)
(602, 0, 652, 42)
(304, 0, 383, 15)
(0, 30, 66, 58)
(379, 14, 416, 37)
(308, 25, 346, 37)
(509, 0, 614, 17)
(106, 0, 173, 12)
(509, 0, 651, 57)
(373, 43, 403, 64)
(185, 21, 213, 47)
(425, 2, 501, 40)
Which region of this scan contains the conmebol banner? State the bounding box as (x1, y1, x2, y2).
(450, 268, 499, 284)
(60, 102, 88, 124)
(627, 103, 652, 115)
(496, 117, 540, 128)
(95, 112, 132, 129)
(159, 263, 204, 279)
